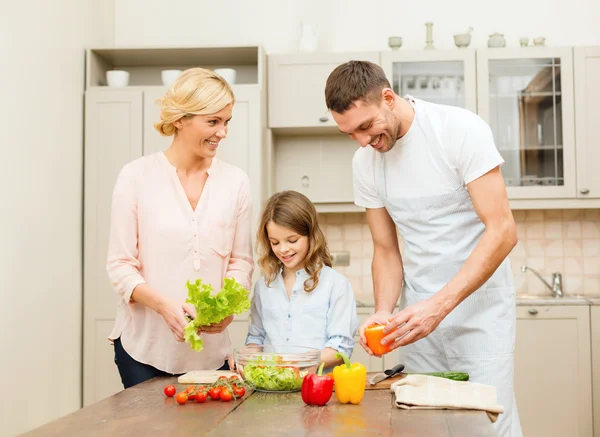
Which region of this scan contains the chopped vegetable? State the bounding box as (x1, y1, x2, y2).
(184, 277, 251, 351)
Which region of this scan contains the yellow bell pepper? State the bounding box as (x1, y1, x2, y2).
(332, 352, 367, 405)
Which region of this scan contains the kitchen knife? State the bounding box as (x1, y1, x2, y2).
(368, 363, 405, 385)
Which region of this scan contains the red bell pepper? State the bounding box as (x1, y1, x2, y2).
(301, 362, 334, 406)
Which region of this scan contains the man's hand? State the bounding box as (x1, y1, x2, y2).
(358, 310, 393, 357)
(381, 295, 451, 350)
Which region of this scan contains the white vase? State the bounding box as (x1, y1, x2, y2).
(298, 23, 318, 53)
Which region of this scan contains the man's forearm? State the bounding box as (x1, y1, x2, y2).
(372, 247, 403, 313)
(437, 220, 517, 312)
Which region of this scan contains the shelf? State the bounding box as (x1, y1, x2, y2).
(490, 92, 561, 98)
(498, 145, 564, 151)
(86, 45, 264, 88)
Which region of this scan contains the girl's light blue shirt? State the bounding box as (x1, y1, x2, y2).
(245, 265, 359, 358)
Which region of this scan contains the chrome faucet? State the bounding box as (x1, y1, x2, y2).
(521, 265, 563, 297)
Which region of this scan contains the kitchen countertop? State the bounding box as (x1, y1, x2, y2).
(22, 377, 497, 437)
(357, 295, 596, 308)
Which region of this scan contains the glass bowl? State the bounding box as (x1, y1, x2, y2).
(233, 345, 321, 392)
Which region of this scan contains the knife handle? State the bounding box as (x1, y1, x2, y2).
(384, 363, 405, 376)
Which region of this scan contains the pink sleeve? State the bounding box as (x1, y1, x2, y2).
(106, 165, 146, 304)
(226, 176, 254, 291)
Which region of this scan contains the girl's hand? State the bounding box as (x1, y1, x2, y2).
(158, 300, 194, 342)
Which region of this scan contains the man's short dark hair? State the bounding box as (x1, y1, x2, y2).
(325, 60, 391, 114)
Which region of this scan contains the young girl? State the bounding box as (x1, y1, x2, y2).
(246, 190, 358, 368)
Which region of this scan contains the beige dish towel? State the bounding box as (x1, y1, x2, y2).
(390, 374, 505, 423)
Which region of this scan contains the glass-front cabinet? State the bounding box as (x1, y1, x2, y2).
(381, 50, 477, 112)
(477, 48, 576, 199)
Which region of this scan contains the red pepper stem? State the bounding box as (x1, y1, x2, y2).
(335, 352, 351, 369)
(317, 362, 325, 376)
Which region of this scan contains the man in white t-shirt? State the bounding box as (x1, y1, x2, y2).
(325, 60, 522, 437)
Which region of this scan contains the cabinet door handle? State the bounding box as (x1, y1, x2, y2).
(580, 188, 590, 195)
(319, 116, 329, 123)
(301, 175, 310, 188)
(528, 308, 538, 315)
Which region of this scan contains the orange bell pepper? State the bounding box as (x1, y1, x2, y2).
(364, 324, 392, 355)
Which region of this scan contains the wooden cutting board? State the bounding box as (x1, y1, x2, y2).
(177, 370, 238, 384)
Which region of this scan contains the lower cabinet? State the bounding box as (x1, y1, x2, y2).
(591, 306, 600, 437)
(514, 305, 593, 437)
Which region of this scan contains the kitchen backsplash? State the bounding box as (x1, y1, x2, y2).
(318, 209, 600, 304)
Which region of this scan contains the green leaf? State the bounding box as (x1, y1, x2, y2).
(183, 277, 251, 352)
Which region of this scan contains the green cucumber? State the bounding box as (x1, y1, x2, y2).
(409, 372, 469, 381)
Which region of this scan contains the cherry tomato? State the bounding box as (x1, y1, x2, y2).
(208, 387, 222, 400)
(175, 392, 188, 405)
(220, 389, 233, 402)
(195, 391, 208, 403)
(233, 386, 245, 398)
(228, 375, 239, 381)
(184, 385, 196, 394)
(163, 385, 176, 397)
(218, 376, 228, 380)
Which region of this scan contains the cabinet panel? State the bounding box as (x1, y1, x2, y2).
(229, 312, 250, 352)
(83, 89, 143, 405)
(268, 52, 380, 129)
(574, 47, 600, 198)
(477, 48, 576, 199)
(514, 305, 592, 437)
(91, 320, 124, 403)
(381, 50, 477, 112)
(591, 306, 600, 437)
(143, 87, 171, 156)
(275, 135, 356, 203)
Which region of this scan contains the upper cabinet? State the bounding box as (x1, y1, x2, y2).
(381, 49, 477, 112)
(268, 52, 380, 131)
(574, 47, 600, 199)
(477, 48, 576, 199)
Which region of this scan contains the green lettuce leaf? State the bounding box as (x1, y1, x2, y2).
(184, 277, 251, 351)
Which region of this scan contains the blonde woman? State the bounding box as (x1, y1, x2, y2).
(246, 191, 358, 370)
(106, 68, 254, 388)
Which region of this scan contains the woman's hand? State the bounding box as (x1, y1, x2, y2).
(197, 315, 234, 334)
(157, 300, 195, 342)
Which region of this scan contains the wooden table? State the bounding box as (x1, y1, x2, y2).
(22, 377, 497, 436)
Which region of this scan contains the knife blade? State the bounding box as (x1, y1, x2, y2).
(368, 363, 405, 385)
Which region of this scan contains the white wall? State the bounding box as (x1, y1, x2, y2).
(0, 1, 113, 436)
(114, 0, 600, 52)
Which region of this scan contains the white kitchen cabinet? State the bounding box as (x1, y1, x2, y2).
(514, 305, 592, 437)
(83, 88, 143, 405)
(274, 134, 357, 204)
(142, 86, 171, 155)
(574, 47, 600, 199)
(229, 312, 251, 352)
(477, 48, 576, 200)
(587, 305, 600, 437)
(381, 49, 477, 112)
(83, 46, 267, 405)
(268, 52, 380, 130)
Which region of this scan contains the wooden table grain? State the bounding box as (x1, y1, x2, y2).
(22, 377, 497, 437)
